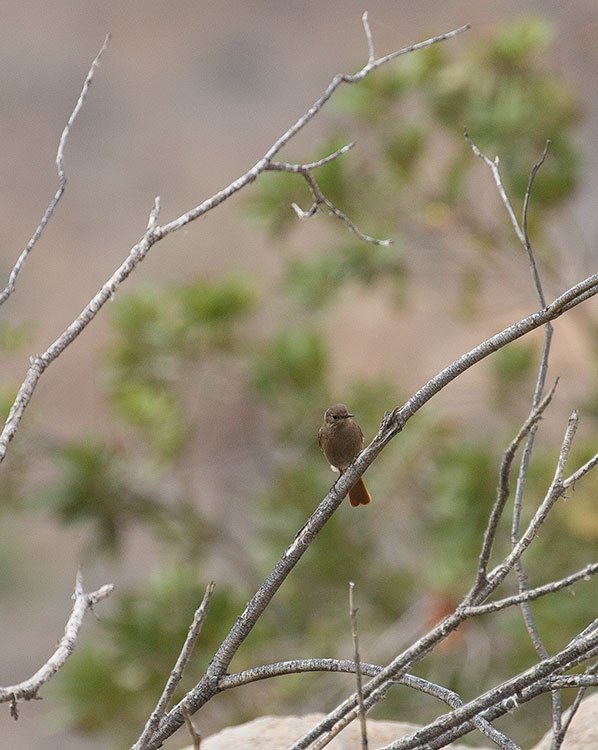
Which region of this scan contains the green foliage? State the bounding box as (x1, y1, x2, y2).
(428, 441, 498, 588)
(287, 240, 405, 310)
(253, 328, 327, 396)
(0, 386, 17, 423)
(107, 276, 257, 460)
(44, 441, 162, 551)
(490, 15, 553, 67)
(0, 321, 29, 352)
(252, 327, 329, 441)
(489, 340, 538, 406)
(111, 383, 186, 460)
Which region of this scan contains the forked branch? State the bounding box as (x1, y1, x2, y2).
(0, 571, 113, 714)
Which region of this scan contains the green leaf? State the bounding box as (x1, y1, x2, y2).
(111, 383, 187, 460)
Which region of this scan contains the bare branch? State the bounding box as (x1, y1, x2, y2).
(251, 24, 471, 170)
(522, 140, 551, 308)
(219, 659, 383, 688)
(562, 449, 598, 489)
(0, 20, 469, 467)
(0, 571, 113, 707)
(347, 24, 471, 83)
(481, 412, 578, 595)
(219, 661, 520, 750)
(0, 209, 166, 464)
(467, 380, 558, 601)
(374, 627, 598, 750)
(463, 561, 598, 617)
(465, 132, 551, 312)
(266, 151, 392, 245)
(155, 24, 471, 241)
(146, 196, 161, 230)
(132, 581, 215, 750)
(467, 133, 559, 736)
(288, 405, 590, 750)
(0, 34, 110, 308)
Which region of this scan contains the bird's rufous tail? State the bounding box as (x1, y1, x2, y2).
(349, 476, 371, 507)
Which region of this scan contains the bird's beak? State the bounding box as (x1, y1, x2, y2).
(347, 412, 354, 418)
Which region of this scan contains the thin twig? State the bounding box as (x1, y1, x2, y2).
(522, 140, 551, 308)
(372, 625, 598, 750)
(266, 156, 392, 245)
(482, 412, 578, 593)
(464, 130, 527, 248)
(467, 133, 560, 737)
(0, 34, 110, 308)
(0, 570, 113, 706)
(349, 583, 368, 750)
(462, 561, 598, 617)
(280, 141, 356, 171)
(562, 449, 598, 489)
(182, 703, 201, 750)
(467, 380, 558, 601)
(362, 12, 376, 64)
(146, 196, 161, 230)
(132, 582, 215, 750)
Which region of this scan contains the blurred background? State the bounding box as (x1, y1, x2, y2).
(1, 1, 598, 748)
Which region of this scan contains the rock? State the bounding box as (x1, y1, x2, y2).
(196, 712, 489, 749)
(533, 691, 598, 750)
(183, 691, 598, 749)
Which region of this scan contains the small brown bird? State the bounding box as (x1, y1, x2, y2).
(318, 404, 372, 507)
